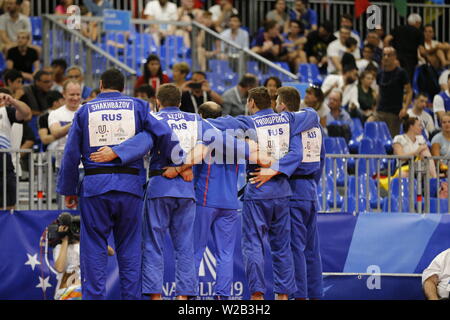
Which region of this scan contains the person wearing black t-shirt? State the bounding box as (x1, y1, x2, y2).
(38, 90, 64, 151)
(384, 13, 424, 83)
(180, 71, 222, 113)
(367, 47, 412, 137)
(304, 21, 336, 68)
(6, 31, 39, 82)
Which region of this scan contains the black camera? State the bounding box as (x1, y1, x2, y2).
(47, 212, 80, 247)
(188, 81, 203, 90)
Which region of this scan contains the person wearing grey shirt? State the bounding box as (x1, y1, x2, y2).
(221, 73, 258, 116)
(219, 14, 249, 57)
(0, 0, 31, 53)
(325, 89, 352, 126)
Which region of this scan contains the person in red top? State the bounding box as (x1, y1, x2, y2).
(134, 54, 170, 91)
(55, 0, 74, 15)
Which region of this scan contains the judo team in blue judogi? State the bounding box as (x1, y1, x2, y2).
(57, 69, 324, 300)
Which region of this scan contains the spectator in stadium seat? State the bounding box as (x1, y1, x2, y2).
(0, 0, 29, 16)
(327, 26, 360, 75)
(333, 14, 361, 49)
(439, 69, 449, 92)
(321, 64, 359, 112)
(407, 92, 435, 140)
(264, 76, 282, 110)
(0, 0, 31, 53)
(251, 20, 284, 62)
(340, 37, 358, 71)
(222, 73, 258, 116)
(384, 13, 424, 83)
(175, 0, 203, 48)
(393, 115, 437, 178)
(180, 71, 223, 113)
(83, 0, 112, 17)
(288, 0, 317, 33)
(219, 14, 249, 58)
(364, 31, 383, 65)
(300, 85, 327, 128)
(432, 112, 450, 175)
(280, 19, 307, 73)
(208, 0, 238, 33)
(5, 30, 39, 82)
(419, 25, 450, 71)
(135, 54, 170, 92)
(357, 70, 377, 122)
(3, 69, 24, 100)
(367, 47, 412, 137)
(266, 0, 290, 34)
(171, 62, 190, 90)
(66, 66, 93, 101)
(325, 89, 352, 126)
(20, 70, 53, 115)
(38, 90, 64, 151)
(55, 0, 74, 15)
(433, 73, 450, 124)
(422, 248, 450, 300)
(135, 84, 157, 112)
(304, 21, 336, 69)
(356, 44, 379, 75)
(0, 88, 32, 209)
(143, 0, 178, 45)
(50, 59, 68, 93)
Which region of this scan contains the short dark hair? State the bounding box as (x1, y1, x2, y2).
(100, 69, 125, 92)
(3, 69, 23, 84)
(306, 85, 324, 103)
(199, 102, 223, 119)
(135, 84, 155, 98)
(263, 20, 279, 32)
(341, 13, 353, 23)
(415, 92, 428, 100)
(343, 63, 358, 74)
(264, 76, 282, 89)
(157, 83, 182, 107)
(51, 59, 68, 71)
(192, 71, 207, 79)
(248, 87, 272, 110)
(0, 88, 11, 94)
(229, 14, 240, 21)
(321, 21, 334, 34)
(277, 87, 301, 112)
(34, 70, 52, 82)
(364, 44, 375, 52)
(239, 73, 258, 88)
(344, 37, 357, 49)
(46, 90, 64, 108)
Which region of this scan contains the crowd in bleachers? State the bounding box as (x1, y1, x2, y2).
(1, 0, 450, 212)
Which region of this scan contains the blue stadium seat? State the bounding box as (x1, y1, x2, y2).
(318, 175, 343, 209)
(324, 137, 349, 186)
(347, 196, 368, 213)
(282, 82, 309, 99)
(0, 52, 5, 72)
(297, 63, 323, 85)
(429, 198, 449, 214)
(381, 178, 417, 212)
(30, 16, 42, 40)
(348, 174, 380, 209)
(363, 122, 393, 154)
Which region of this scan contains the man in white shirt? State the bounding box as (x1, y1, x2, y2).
(439, 69, 449, 91)
(143, 0, 178, 42)
(333, 14, 361, 48)
(327, 26, 360, 74)
(422, 248, 450, 300)
(219, 14, 249, 57)
(321, 64, 359, 110)
(209, 0, 238, 33)
(433, 74, 450, 124)
(407, 92, 435, 139)
(48, 80, 82, 169)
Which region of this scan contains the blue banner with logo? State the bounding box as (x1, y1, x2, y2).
(1, 211, 449, 300)
(103, 9, 131, 32)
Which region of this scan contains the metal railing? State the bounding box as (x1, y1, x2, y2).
(42, 14, 138, 95)
(321, 154, 450, 214)
(2, 149, 450, 213)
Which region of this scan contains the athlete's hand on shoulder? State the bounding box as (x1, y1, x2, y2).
(163, 166, 179, 179)
(179, 167, 194, 182)
(90, 146, 118, 162)
(248, 168, 280, 188)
